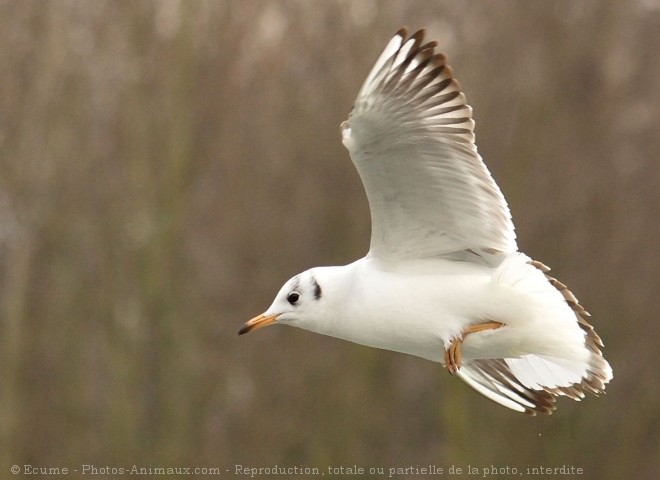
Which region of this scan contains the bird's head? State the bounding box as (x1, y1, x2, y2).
(238, 268, 327, 336)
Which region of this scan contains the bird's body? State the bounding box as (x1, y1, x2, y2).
(302, 254, 583, 366)
(240, 28, 612, 414)
(290, 258, 492, 363)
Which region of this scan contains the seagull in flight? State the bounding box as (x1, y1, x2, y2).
(239, 28, 612, 415)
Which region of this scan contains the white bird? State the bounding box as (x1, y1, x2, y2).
(239, 28, 612, 415)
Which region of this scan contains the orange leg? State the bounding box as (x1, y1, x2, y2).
(444, 321, 504, 374)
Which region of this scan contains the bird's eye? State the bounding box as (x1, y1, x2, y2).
(287, 292, 300, 305)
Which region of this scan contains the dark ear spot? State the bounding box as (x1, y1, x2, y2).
(312, 278, 322, 300)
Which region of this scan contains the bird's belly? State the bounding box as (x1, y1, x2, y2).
(330, 313, 452, 363)
(330, 264, 491, 362)
(335, 260, 550, 363)
(317, 256, 589, 366)
(334, 262, 528, 362)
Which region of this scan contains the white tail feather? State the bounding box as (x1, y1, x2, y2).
(505, 355, 586, 391)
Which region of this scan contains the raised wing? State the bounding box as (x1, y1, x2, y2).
(342, 28, 517, 264)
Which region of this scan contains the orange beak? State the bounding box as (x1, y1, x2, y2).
(238, 313, 279, 335)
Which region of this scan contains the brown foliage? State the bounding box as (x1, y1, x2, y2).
(0, 1, 658, 478)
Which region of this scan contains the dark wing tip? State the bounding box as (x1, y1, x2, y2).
(410, 28, 426, 44)
(395, 26, 409, 39)
(395, 27, 429, 45)
(459, 359, 558, 415)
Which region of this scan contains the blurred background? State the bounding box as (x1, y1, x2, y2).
(1, 0, 658, 478)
